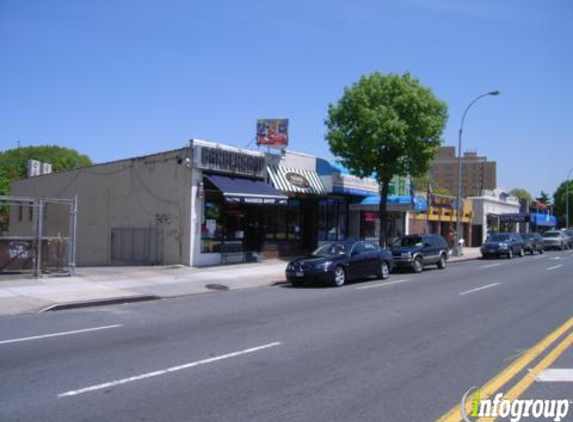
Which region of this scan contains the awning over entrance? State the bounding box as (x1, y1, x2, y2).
(204, 174, 288, 205)
(267, 165, 326, 196)
(351, 195, 428, 212)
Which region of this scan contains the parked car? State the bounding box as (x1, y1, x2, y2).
(481, 233, 525, 259)
(560, 229, 573, 249)
(286, 240, 394, 287)
(520, 233, 544, 255)
(543, 230, 569, 250)
(391, 234, 449, 273)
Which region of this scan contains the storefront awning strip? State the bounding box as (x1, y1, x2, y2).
(204, 174, 288, 203)
(267, 165, 326, 195)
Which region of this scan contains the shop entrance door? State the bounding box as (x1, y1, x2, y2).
(244, 205, 263, 253)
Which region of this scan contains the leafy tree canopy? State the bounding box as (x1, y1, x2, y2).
(326, 72, 448, 183)
(0, 145, 92, 195)
(510, 188, 534, 202)
(325, 72, 448, 245)
(552, 180, 573, 227)
(536, 190, 552, 205)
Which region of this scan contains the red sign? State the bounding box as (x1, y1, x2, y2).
(256, 119, 288, 148)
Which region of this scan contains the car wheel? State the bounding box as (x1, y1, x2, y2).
(413, 256, 424, 273)
(519, 248, 525, 257)
(539, 248, 544, 254)
(333, 266, 346, 287)
(379, 261, 390, 280)
(437, 254, 447, 269)
(507, 249, 513, 259)
(530, 249, 535, 255)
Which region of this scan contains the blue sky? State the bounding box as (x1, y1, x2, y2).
(1, 0, 571, 197)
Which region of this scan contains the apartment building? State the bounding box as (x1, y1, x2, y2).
(428, 146, 496, 197)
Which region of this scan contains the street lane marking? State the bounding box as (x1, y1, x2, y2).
(476, 333, 573, 421)
(434, 316, 573, 422)
(550, 257, 562, 260)
(0, 324, 123, 345)
(479, 263, 502, 269)
(355, 279, 411, 290)
(58, 341, 282, 397)
(535, 368, 573, 382)
(458, 283, 500, 296)
(533, 255, 547, 260)
(547, 265, 564, 271)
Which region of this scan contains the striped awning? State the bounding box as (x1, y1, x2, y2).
(267, 165, 326, 196)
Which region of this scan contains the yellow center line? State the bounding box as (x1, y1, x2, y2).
(476, 332, 573, 422)
(434, 316, 573, 422)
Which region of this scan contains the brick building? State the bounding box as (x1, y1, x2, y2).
(428, 146, 496, 197)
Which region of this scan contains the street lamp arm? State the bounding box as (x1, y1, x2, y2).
(454, 90, 500, 257)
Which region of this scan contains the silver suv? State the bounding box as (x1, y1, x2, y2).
(542, 230, 569, 250)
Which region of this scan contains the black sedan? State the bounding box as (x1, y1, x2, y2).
(286, 240, 394, 287)
(521, 233, 544, 255)
(481, 233, 525, 259)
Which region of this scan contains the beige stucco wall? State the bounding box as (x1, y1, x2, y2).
(10, 149, 192, 266)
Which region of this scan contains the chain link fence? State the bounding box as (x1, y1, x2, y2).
(0, 195, 77, 277)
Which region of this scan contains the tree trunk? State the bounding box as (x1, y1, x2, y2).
(379, 179, 390, 248)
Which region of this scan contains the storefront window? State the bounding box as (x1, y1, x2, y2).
(201, 192, 223, 253)
(327, 199, 338, 240)
(264, 206, 276, 240)
(287, 201, 301, 240)
(361, 211, 379, 240)
(318, 200, 327, 241)
(337, 202, 346, 240)
(276, 206, 287, 240)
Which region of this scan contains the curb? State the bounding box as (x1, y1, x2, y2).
(38, 295, 160, 313)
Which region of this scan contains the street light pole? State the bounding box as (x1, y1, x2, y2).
(454, 91, 500, 257)
(566, 168, 573, 229)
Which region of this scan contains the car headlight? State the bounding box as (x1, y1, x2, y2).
(317, 261, 333, 271)
(287, 263, 294, 271)
(401, 252, 412, 259)
(499, 242, 508, 248)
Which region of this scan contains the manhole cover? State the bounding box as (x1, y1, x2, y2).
(205, 284, 229, 291)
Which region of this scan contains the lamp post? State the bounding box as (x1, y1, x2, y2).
(454, 91, 500, 257)
(566, 168, 573, 229)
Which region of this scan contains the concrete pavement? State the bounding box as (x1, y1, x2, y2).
(0, 248, 482, 316)
(0, 248, 570, 422)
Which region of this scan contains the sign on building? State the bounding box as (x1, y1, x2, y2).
(256, 119, 289, 149)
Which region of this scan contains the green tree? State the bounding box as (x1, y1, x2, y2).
(326, 72, 448, 246)
(536, 191, 552, 205)
(553, 180, 573, 228)
(0, 145, 92, 196)
(510, 188, 534, 203)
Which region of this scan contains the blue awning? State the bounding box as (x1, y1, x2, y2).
(359, 195, 427, 212)
(205, 174, 288, 205)
(530, 213, 556, 227)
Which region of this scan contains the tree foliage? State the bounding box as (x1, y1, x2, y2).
(536, 191, 552, 205)
(553, 180, 573, 227)
(325, 72, 448, 245)
(0, 145, 92, 196)
(510, 188, 534, 202)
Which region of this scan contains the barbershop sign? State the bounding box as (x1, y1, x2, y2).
(194, 145, 266, 178)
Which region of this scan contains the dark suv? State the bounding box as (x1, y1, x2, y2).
(521, 233, 544, 255)
(391, 234, 449, 273)
(481, 233, 525, 259)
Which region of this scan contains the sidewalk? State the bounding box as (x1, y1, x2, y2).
(0, 248, 481, 317)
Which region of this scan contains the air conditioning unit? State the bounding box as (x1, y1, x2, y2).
(27, 160, 41, 177)
(41, 162, 53, 175)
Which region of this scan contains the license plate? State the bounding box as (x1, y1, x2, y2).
(295, 271, 304, 277)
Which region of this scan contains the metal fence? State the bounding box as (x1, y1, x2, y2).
(0, 195, 77, 277)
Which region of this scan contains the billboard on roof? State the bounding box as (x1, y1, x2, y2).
(256, 119, 288, 149)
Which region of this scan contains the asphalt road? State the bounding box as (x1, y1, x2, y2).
(1, 249, 572, 422)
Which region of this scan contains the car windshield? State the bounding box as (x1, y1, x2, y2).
(543, 232, 560, 238)
(489, 234, 510, 242)
(393, 236, 423, 247)
(521, 234, 533, 240)
(312, 242, 347, 257)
